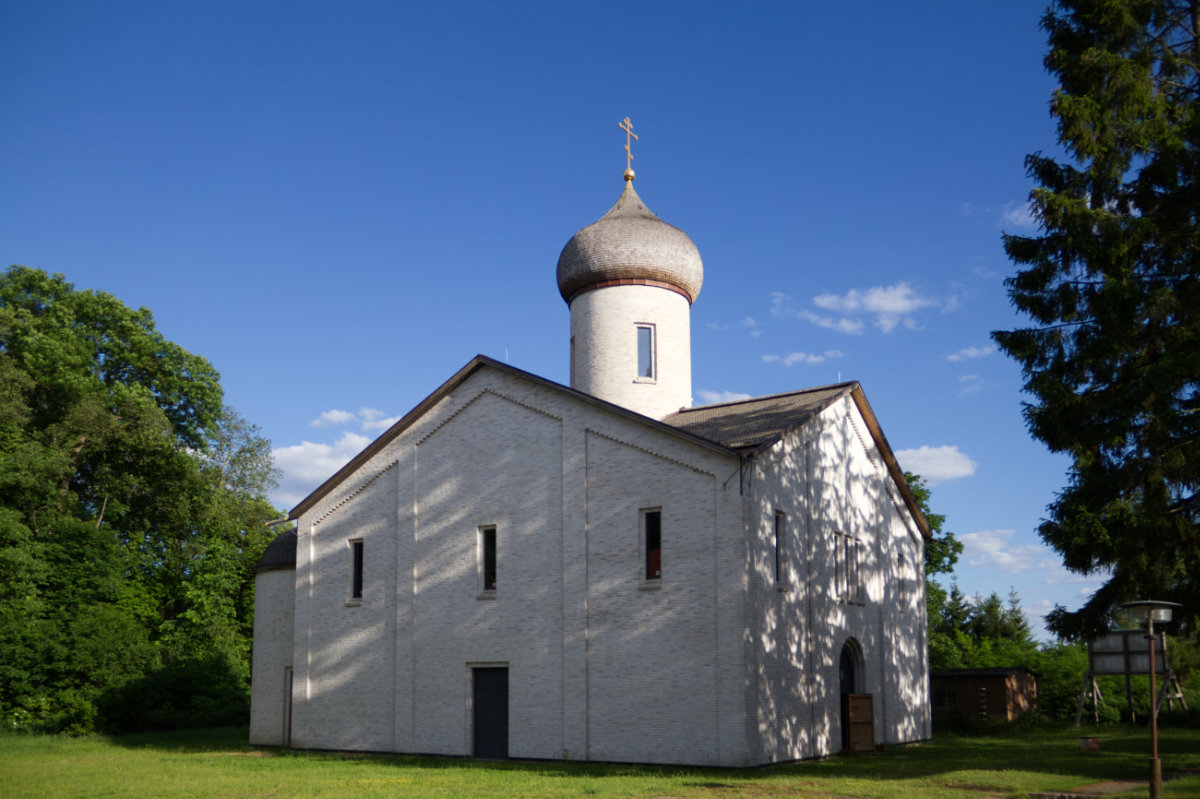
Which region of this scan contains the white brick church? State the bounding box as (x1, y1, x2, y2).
(249, 161, 932, 766)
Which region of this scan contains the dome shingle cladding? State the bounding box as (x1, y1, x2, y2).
(255, 529, 297, 572)
(556, 180, 703, 304)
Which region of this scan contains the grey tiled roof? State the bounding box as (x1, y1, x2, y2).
(556, 180, 703, 303)
(662, 383, 855, 452)
(255, 529, 297, 572)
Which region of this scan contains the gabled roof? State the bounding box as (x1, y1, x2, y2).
(287, 355, 929, 539)
(662, 383, 855, 454)
(287, 355, 734, 520)
(663, 383, 930, 539)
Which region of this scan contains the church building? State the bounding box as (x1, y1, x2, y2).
(250, 140, 932, 766)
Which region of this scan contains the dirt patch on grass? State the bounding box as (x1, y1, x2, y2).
(678, 781, 860, 798)
(199, 750, 272, 757)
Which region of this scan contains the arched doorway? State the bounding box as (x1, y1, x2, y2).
(839, 641, 859, 696)
(839, 639, 871, 752)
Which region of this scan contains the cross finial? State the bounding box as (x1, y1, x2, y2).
(619, 117, 638, 181)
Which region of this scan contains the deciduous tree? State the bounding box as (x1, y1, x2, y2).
(0, 266, 278, 732)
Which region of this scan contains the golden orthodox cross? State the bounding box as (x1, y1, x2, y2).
(619, 117, 638, 172)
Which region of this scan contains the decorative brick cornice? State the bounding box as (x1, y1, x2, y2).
(585, 428, 715, 476)
(312, 459, 399, 525)
(416, 388, 562, 446)
(847, 402, 880, 468)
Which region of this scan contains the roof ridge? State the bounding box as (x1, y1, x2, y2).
(675, 380, 858, 415)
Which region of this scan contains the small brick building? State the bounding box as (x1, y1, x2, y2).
(250, 171, 932, 765)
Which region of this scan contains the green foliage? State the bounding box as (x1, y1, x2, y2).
(905, 472, 963, 579)
(928, 585, 1039, 673)
(904, 473, 1117, 723)
(993, 0, 1200, 639)
(0, 266, 280, 734)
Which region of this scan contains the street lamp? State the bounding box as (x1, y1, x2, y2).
(1120, 600, 1181, 799)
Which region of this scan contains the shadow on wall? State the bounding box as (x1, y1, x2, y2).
(753, 403, 927, 759)
(285, 383, 927, 762)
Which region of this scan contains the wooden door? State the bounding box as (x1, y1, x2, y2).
(843, 693, 875, 753)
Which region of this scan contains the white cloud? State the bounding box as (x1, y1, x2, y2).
(706, 316, 763, 336)
(763, 349, 846, 367)
(947, 344, 995, 362)
(774, 285, 937, 335)
(1002, 201, 1037, 230)
(358, 407, 386, 423)
(309, 406, 400, 432)
(358, 407, 400, 431)
(814, 283, 937, 333)
(784, 352, 823, 366)
(272, 431, 373, 508)
(309, 408, 356, 427)
(894, 444, 978, 485)
(696, 389, 753, 405)
(741, 316, 764, 337)
(771, 294, 863, 334)
(957, 374, 985, 396)
(798, 308, 865, 335)
(770, 292, 791, 316)
(961, 529, 1059, 574)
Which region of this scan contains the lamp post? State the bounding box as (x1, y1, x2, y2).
(1121, 600, 1180, 799)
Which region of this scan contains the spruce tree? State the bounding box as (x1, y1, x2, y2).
(994, 0, 1200, 638)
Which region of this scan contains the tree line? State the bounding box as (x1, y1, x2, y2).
(913, 469, 1199, 725)
(1, 260, 1194, 735)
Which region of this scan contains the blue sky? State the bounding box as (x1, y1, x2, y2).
(1, 0, 1100, 639)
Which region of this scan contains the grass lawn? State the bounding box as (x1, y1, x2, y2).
(2, 724, 1198, 798)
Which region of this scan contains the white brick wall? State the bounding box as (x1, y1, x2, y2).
(570, 285, 693, 419)
(249, 568, 294, 746)
(254, 364, 930, 766)
(745, 397, 930, 761)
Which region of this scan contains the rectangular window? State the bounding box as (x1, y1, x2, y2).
(834, 531, 845, 599)
(848, 538, 862, 603)
(774, 511, 785, 584)
(481, 526, 497, 592)
(350, 539, 364, 600)
(636, 324, 655, 379)
(643, 509, 662, 580)
(835, 531, 864, 604)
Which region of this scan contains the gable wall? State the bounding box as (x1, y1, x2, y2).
(747, 394, 929, 760)
(285, 367, 752, 764)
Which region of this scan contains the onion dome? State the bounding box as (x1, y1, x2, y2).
(556, 176, 703, 305)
